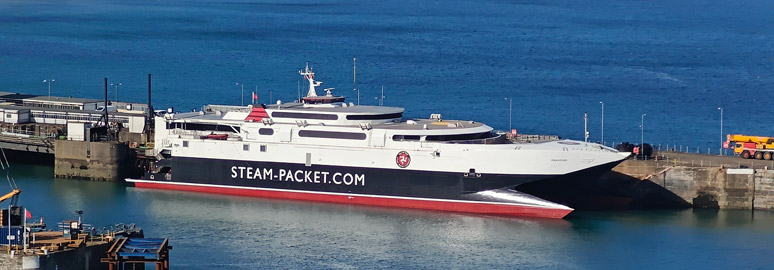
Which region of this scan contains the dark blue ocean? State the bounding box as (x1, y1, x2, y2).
(2, 0, 774, 269)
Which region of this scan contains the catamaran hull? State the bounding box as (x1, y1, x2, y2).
(127, 179, 572, 218)
(125, 157, 625, 219)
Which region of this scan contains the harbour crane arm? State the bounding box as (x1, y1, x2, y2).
(0, 189, 20, 204)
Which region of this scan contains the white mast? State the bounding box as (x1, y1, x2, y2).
(299, 63, 322, 97)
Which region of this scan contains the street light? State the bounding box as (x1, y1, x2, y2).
(584, 112, 589, 142)
(504, 98, 512, 132)
(718, 107, 723, 156)
(236, 82, 244, 106)
(43, 79, 55, 100)
(641, 114, 646, 160)
(600, 101, 604, 145)
(110, 82, 122, 102)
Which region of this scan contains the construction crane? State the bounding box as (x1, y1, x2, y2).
(0, 189, 20, 205)
(724, 134, 774, 159)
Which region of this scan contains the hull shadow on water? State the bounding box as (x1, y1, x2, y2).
(1, 149, 54, 166)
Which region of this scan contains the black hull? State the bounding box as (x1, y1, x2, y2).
(514, 159, 629, 209)
(152, 157, 546, 199)
(129, 157, 625, 218)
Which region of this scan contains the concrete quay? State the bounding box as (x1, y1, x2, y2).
(613, 151, 774, 210)
(0, 231, 111, 270)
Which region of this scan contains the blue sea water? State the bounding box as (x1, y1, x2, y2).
(2, 0, 774, 149)
(2, 0, 774, 269)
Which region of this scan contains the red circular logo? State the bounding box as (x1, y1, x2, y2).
(396, 151, 411, 168)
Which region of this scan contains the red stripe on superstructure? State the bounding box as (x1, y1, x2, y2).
(131, 181, 571, 219)
(245, 107, 270, 122)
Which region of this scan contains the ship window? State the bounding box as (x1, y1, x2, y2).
(346, 112, 403, 120)
(260, 145, 267, 152)
(298, 130, 367, 140)
(392, 135, 420, 141)
(425, 132, 493, 142)
(169, 122, 239, 132)
(259, 128, 274, 135)
(182, 141, 189, 147)
(243, 144, 249, 151)
(271, 112, 338, 120)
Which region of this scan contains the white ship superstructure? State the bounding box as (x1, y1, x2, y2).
(128, 64, 630, 219)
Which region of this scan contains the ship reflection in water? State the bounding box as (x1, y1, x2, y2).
(10, 164, 774, 269)
(133, 187, 773, 269)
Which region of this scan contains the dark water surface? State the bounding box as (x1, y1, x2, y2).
(2, 0, 774, 269)
(12, 164, 774, 269)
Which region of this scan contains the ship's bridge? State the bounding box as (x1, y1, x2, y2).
(374, 118, 503, 144)
(261, 102, 404, 126)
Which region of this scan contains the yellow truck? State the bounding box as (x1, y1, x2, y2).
(724, 134, 774, 159)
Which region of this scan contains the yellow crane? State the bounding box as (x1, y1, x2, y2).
(725, 134, 774, 159)
(0, 189, 20, 204)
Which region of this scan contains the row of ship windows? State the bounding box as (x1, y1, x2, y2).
(270, 112, 403, 121)
(182, 140, 269, 152)
(180, 128, 491, 142)
(168, 122, 491, 142)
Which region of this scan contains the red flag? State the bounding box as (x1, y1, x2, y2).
(25, 209, 32, 219)
(252, 92, 258, 102)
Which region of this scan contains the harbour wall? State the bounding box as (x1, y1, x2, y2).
(0, 242, 111, 270)
(613, 155, 774, 210)
(53, 140, 131, 181)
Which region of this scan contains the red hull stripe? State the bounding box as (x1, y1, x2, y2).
(128, 180, 571, 219)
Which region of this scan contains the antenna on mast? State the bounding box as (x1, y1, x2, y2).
(299, 62, 321, 97)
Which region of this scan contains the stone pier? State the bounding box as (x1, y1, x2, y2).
(53, 140, 131, 181)
(613, 157, 774, 210)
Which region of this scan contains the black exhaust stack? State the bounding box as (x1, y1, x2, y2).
(104, 77, 109, 127)
(146, 74, 154, 143)
(148, 73, 153, 119)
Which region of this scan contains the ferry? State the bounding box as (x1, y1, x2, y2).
(127, 64, 630, 219)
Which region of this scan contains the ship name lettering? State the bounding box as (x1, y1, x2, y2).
(230, 166, 364, 186)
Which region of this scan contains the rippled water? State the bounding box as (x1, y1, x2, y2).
(2, 0, 774, 268)
(10, 164, 774, 269)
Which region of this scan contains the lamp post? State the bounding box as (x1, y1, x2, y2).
(718, 107, 723, 156)
(236, 82, 244, 106)
(353, 57, 359, 105)
(110, 82, 122, 102)
(504, 98, 512, 132)
(43, 79, 55, 100)
(600, 101, 604, 145)
(584, 112, 589, 142)
(641, 114, 646, 160)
